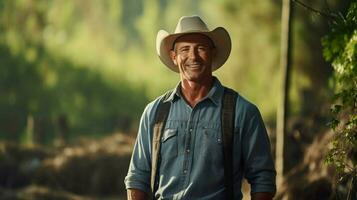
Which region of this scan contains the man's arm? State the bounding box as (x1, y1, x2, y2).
(239, 104, 277, 197)
(127, 189, 148, 200)
(251, 192, 274, 200)
(125, 102, 158, 197)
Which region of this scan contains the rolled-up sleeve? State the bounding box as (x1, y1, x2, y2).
(124, 101, 157, 194)
(241, 105, 276, 195)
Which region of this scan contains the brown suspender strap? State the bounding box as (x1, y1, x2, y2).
(150, 90, 173, 198)
(222, 87, 237, 200)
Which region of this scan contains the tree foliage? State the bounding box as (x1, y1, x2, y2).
(0, 0, 149, 143)
(323, 1, 357, 195)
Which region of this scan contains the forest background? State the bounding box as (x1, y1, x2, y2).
(0, 0, 354, 199)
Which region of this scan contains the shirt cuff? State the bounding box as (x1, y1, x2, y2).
(124, 174, 151, 194)
(250, 183, 276, 196)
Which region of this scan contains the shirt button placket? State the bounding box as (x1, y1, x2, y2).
(183, 127, 192, 174)
(186, 129, 192, 154)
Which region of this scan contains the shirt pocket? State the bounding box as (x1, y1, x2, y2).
(198, 125, 224, 165)
(202, 126, 222, 145)
(160, 128, 178, 161)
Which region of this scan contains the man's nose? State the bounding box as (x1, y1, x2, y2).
(188, 48, 199, 60)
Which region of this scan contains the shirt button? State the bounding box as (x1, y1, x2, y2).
(186, 149, 190, 153)
(189, 129, 193, 133)
(183, 170, 187, 174)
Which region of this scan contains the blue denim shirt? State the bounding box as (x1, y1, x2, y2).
(125, 78, 276, 200)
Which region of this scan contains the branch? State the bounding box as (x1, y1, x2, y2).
(323, 0, 332, 13)
(292, 0, 337, 20)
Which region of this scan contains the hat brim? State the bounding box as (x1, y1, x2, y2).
(156, 27, 231, 73)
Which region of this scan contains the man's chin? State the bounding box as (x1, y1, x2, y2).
(183, 74, 212, 83)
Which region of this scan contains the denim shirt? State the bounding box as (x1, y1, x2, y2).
(125, 78, 276, 200)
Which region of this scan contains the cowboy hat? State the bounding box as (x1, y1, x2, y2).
(156, 15, 232, 73)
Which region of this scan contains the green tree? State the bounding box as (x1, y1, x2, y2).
(323, 2, 357, 199)
(0, 0, 149, 144)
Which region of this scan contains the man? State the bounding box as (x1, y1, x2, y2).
(125, 15, 276, 200)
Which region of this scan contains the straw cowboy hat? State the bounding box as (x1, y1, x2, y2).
(156, 15, 232, 73)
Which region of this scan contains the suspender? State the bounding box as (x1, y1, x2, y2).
(151, 90, 173, 197)
(221, 88, 237, 200)
(151, 87, 237, 199)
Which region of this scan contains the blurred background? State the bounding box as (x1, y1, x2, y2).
(0, 0, 355, 199)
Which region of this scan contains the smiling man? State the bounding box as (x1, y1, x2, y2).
(125, 15, 276, 200)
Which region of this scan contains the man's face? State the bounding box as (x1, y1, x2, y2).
(170, 34, 215, 83)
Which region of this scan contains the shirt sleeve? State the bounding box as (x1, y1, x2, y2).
(241, 104, 277, 195)
(124, 101, 157, 194)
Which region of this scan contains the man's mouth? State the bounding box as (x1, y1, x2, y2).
(186, 63, 202, 68)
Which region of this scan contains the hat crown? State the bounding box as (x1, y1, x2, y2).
(174, 16, 209, 33)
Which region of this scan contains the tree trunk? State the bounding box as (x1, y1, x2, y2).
(25, 115, 34, 146)
(276, 0, 293, 188)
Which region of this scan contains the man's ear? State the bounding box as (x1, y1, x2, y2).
(170, 50, 177, 65)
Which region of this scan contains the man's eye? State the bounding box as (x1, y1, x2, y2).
(179, 48, 189, 53)
(198, 46, 208, 51)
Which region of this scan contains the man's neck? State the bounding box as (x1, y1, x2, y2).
(180, 77, 214, 107)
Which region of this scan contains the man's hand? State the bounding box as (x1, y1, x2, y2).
(127, 189, 148, 200)
(251, 192, 274, 200)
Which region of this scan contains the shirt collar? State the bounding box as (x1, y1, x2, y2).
(163, 77, 224, 106)
(162, 82, 181, 103)
(205, 77, 224, 106)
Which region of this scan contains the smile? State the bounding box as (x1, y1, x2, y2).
(186, 63, 202, 68)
